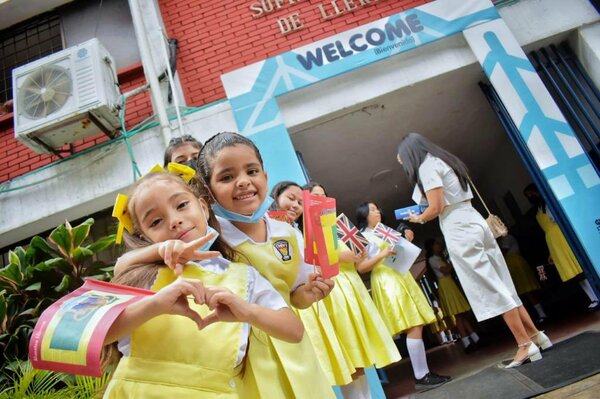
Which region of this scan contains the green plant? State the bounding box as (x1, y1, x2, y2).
(0, 359, 68, 399)
(0, 360, 109, 399)
(0, 218, 115, 372)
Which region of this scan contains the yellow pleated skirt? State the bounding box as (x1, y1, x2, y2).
(323, 261, 401, 369)
(236, 329, 336, 398)
(294, 301, 355, 386)
(437, 276, 471, 316)
(371, 264, 436, 335)
(505, 254, 541, 294)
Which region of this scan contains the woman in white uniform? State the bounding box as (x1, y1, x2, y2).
(397, 133, 552, 368)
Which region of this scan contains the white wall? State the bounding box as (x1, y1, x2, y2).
(0, 101, 237, 247)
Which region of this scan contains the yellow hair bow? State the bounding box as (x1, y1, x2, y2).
(145, 163, 196, 182)
(112, 193, 133, 244)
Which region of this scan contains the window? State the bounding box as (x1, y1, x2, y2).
(0, 13, 64, 104)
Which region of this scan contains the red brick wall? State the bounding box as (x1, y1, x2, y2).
(160, 0, 431, 105)
(0, 64, 152, 184)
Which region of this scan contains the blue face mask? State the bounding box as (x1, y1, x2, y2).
(199, 225, 219, 251)
(211, 196, 274, 224)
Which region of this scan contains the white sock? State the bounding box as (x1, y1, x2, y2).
(439, 332, 448, 343)
(533, 303, 547, 318)
(340, 379, 366, 399)
(406, 338, 430, 380)
(470, 332, 480, 343)
(358, 374, 372, 399)
(579, 279, 599, 303)
(461, 337, 471, 348)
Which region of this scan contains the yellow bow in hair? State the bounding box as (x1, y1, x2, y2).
(167, 162, 196, 182)
(145, 163, 196, 182)
(112, 193, 133, 244)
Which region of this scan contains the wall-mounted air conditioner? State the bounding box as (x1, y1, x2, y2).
(12, 38, 121, 154)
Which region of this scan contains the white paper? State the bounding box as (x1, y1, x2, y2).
(383, 237, 422, 274)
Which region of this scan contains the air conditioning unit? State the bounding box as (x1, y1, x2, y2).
(12, 38, 121, 154)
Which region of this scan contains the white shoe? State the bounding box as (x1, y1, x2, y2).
(504, 342, 542, 369)
(531, 331, 553, 351)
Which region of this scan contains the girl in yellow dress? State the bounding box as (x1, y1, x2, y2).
(272, 181, 401, 398)
(498, 234, 548, 323)
(425, 238, 480, 353)
(356, 202, 450, 390)
(269, 181, 356, 390)
(523, 184, 599, 309)
(103, 172, 304, 398)
(197, 132, 337, 398)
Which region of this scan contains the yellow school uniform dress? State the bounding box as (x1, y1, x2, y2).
(105, 258, 286, 399)
(323, 244, 401, 369)
(498, 235, 541, 294)
(363, 230, 436, 335)
(536, 209, 582, 282)
(429, 255, 471, 316)
(219, 216, 336, 398)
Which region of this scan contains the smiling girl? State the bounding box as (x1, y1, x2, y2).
(197, 132, 337, 398)
(103, 172, 303, 398)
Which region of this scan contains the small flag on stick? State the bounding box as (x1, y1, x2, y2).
(336, 213, 369, 255)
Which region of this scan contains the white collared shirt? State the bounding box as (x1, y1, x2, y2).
(412, 154, 473, 206)
(218, 216, 313, 291)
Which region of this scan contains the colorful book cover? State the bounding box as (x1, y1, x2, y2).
(373, 222, 403, 245)
(336, 213, 369, 255)
(303, 191, 339, 279)
(29, 279, 153, 377)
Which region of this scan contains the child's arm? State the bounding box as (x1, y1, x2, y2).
(104, 278, 208, 345)
(202, 286, 304, 343)
(357, 245, 396, 274)
(114, 233, 220, 276)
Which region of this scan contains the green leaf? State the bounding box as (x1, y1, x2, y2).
(0, 295, 6, 333)
(54, 275, 71, 293)
(48, 225, 72, 258)
(43, 258, 72, 275)
(24, 282, 41, 292)
(73, 247, 94, 265)
(71, 218, 94, 249)
(30, 236, 60, 258)
(8, 251, 21, 269)
(17, 308, 36, 317)
(87, 234, 116, 254)
(0, 263, 23, 286)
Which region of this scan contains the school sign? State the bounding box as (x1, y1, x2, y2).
(222, 0, 600, 276)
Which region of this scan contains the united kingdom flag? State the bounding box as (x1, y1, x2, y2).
(373, 222, 402, 244)
(336, 213, 369, 255)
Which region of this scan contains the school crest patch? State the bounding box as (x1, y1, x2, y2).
(273, 239, 292, 262)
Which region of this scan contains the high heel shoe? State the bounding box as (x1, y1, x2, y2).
(531, 331, 553, 351)
(504, 342, 542, 369)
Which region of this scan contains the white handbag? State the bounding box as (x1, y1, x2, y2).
(468, 177, 508, 239)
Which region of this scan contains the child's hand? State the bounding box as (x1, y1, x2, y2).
(338, 250, 366, 264)
(201, 286, 254, 327)
(381, 245, 397, 258)
(158, 232, 221, 275)
(151, 277, 208, 329)
(307, 272, 335, 301)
